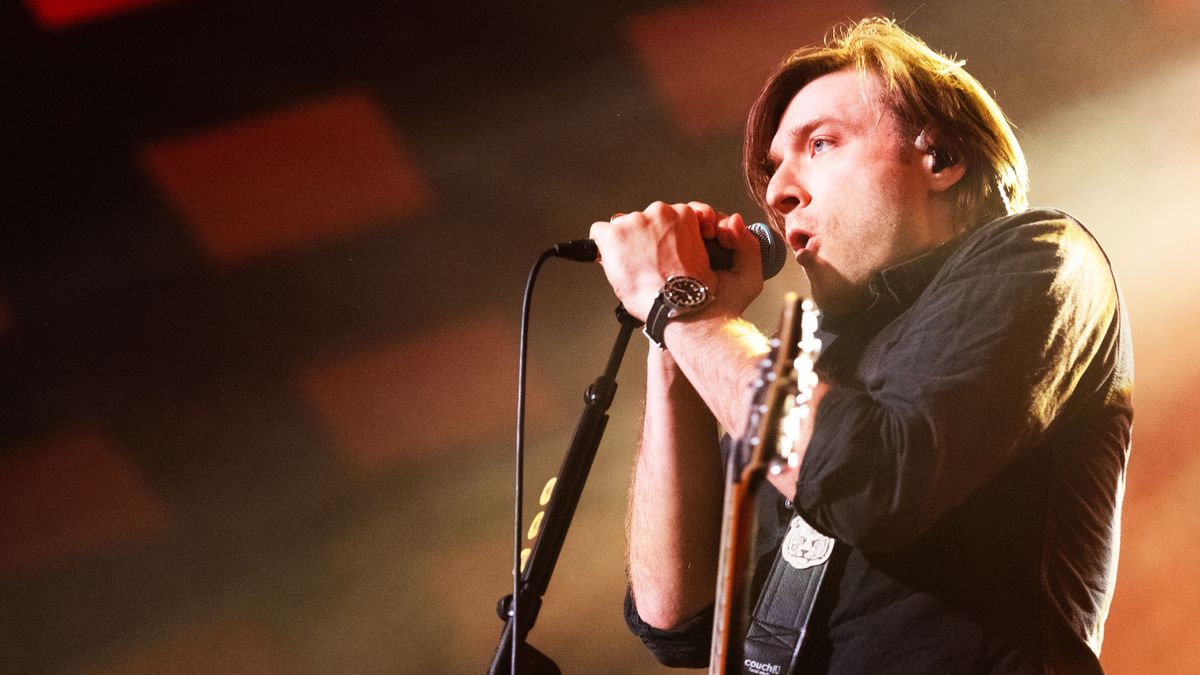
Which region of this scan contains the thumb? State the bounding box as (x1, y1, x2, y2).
(727, 214, 763, 277)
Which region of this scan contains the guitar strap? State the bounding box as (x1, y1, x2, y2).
(739, 513, 836, 675)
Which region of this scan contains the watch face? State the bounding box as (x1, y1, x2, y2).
(663, 276, 709, 310)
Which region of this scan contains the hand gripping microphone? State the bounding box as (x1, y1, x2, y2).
(551, 222, 788, 280)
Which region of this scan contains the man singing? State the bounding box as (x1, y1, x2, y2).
(589, 17, 1132, 674)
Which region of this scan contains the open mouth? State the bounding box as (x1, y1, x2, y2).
(788, 230, 813, 253)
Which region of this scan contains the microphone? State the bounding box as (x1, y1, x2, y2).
(552, 222, 788, 280)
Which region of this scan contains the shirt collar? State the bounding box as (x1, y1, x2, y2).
(820, 236, 963, 334)
(873, 236, 964, 307)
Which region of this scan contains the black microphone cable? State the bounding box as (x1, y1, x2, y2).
(511, 247, 556, 675)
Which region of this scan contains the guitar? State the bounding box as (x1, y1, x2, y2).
(708, 292, 822, 674)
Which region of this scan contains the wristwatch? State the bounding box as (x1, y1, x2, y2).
(643, 275, 713, 350)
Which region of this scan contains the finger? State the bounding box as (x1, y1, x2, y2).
(729, 213, 757, 252)
(714, 212, 741, 250)
(722, 214, 760, 268)
(670, 202, 697, 228)
(766, 462, 800, 501)
(729, 214, 763, 275)
(644, 200, 671, 219)
(588, 220, 610, 247)
(587, 221, 609, 263)
(686, 201, 720, 238)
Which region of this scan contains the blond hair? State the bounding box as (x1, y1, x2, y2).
(744, 18, 1028, 232)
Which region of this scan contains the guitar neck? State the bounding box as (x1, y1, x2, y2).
(708, 469, 764, 672)
(708, 292, 810, 675)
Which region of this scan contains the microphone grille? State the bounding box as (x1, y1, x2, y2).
(748, 222, 788, 280)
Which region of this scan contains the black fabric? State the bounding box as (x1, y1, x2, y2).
(624, 209, 1133, 673)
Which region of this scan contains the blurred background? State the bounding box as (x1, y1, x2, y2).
(2, 0, 1198, 672)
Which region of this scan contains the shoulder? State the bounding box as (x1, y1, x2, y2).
(958, 208, 1111, 264)
(946, 208, 1117, 289)
(912, 209, 1125, 349)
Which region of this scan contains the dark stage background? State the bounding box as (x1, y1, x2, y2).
(3, 0, 1198, 672)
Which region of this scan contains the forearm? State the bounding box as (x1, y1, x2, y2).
(626, 348, 724, 629)
(627, 311, 771, 626)
(662, 310, 770, 437)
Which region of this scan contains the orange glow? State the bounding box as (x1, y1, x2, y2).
(627, 0, 878, 137)
(300, 314, 559, 470)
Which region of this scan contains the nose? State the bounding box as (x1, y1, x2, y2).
(764, 161, 809, 218)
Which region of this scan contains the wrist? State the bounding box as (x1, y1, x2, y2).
(658, 311, 770, 435)
(643, 275, 717, 350)
(660, 304, 739, 347)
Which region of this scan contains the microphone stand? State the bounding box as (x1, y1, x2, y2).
(488, 305, 642, 674)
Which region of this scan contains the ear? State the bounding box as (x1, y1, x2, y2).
(914, 128, 967, 192)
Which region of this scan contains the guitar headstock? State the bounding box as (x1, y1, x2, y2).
(775, 299, 821, 473)
(735, 293, 821, 482)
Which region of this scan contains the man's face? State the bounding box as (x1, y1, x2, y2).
(766, 68, 953, 315)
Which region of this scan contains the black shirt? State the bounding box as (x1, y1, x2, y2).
(625, 209, 1134, 673)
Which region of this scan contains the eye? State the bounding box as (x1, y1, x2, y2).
(811, 137, 833, 154)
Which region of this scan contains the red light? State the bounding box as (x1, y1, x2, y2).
(141, 91, 434, 265)
(25, 0, 170, 29)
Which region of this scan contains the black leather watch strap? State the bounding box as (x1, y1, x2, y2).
(643, 293, 672, 350)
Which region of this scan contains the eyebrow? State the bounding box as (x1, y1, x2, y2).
(767, 115, 842, 165)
